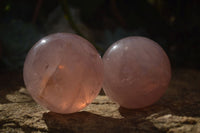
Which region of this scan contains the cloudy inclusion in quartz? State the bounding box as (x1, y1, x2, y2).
(103, 36, 171, 109)
(23, 33, 103, 114)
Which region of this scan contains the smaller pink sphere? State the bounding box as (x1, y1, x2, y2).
(103, 36, 171, 109)
(23, 33, 103, 114)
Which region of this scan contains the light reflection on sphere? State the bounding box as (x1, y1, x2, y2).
(23, 33, 103, 114)
(103, 36, 171, 109)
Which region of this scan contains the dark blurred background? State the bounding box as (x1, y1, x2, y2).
(0, 0, 200, 71)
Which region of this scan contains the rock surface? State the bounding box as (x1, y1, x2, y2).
(1, 69, 200, 133)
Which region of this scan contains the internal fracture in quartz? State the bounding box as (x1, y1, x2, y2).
(23, 33, 103, 114)
(103, 36, 171, 109)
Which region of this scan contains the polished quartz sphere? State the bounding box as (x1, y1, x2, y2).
(103, 36, 171, 109)
(23, 33, 103, 114)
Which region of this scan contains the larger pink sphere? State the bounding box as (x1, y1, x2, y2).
(103, 36, 171, 109)
(23, 33, 103, 114)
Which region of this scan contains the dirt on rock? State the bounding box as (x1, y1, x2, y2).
(0, 69, 200, 133)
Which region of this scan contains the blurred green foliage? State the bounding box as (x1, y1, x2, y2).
(68, 0, 200, 68)
(0, 0, 200, 69)
(0, 20, 42, 69)
(68, 0, 105, 21)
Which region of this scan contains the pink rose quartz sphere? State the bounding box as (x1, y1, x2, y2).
(103, 36, 171, 109)
(23, 33, 103, 114)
